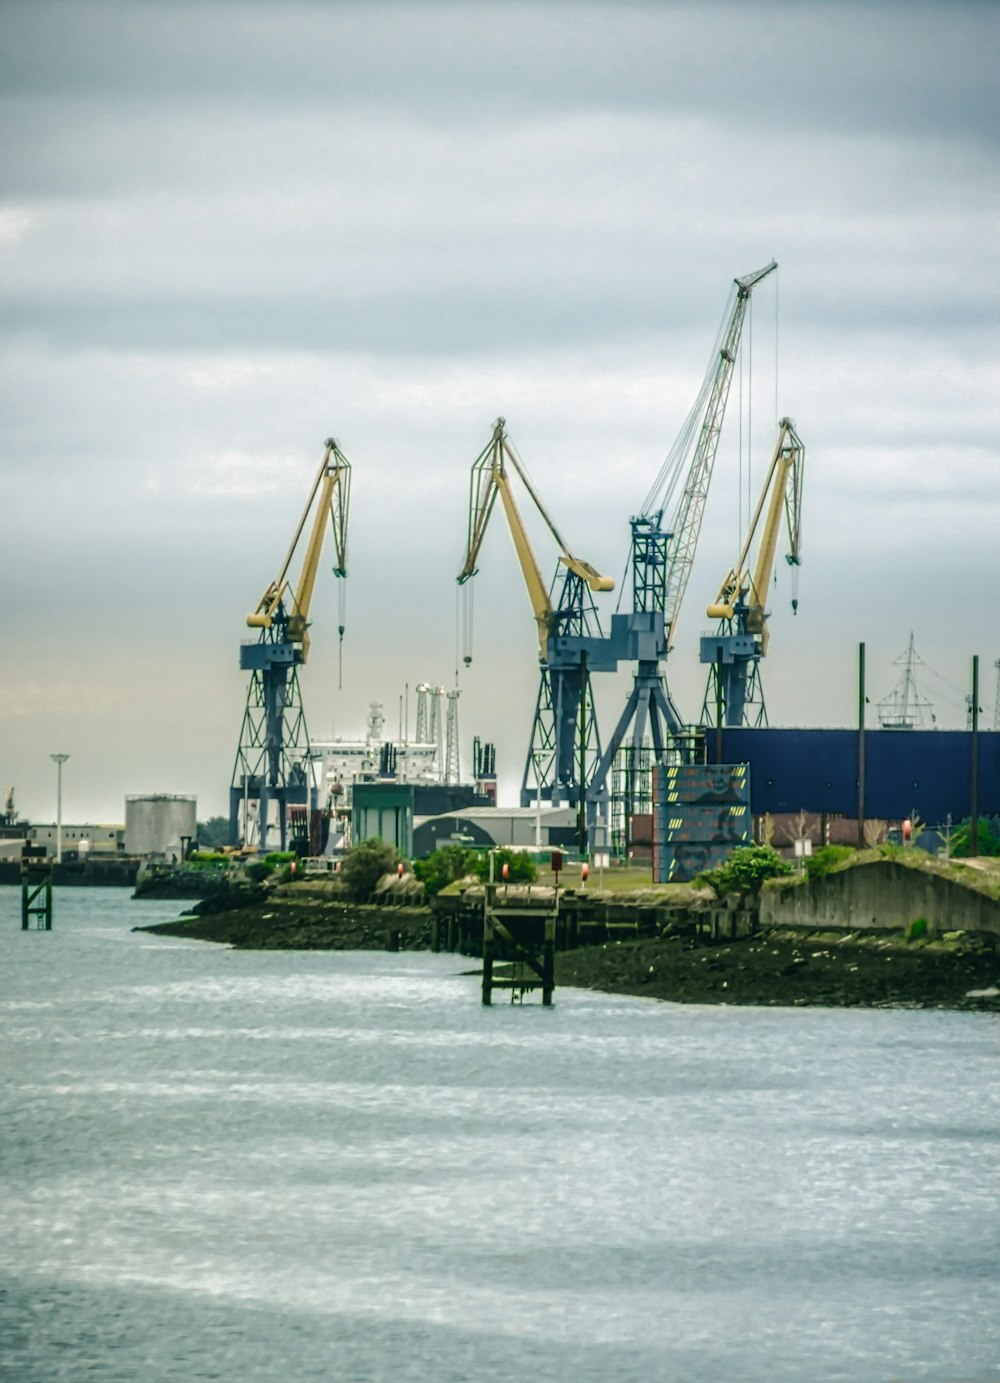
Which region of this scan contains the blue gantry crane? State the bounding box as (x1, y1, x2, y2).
(699, 416, 804, 726)
(229, 438, 351, 851)
(588, 261, 778, 810)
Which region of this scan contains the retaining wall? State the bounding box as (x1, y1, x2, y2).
(760, 860, 1000, 938)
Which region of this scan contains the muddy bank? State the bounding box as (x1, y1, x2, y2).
(556, 930, 1000, 1011)
(136, 894, 1000, 1010)
(138, 898, 432, 951)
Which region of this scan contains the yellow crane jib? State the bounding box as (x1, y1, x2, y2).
(457, 418, 613, 663)
(245, 437, 352, 664)
(706, 416, 804, 655)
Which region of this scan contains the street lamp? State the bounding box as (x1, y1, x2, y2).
(50, 753, 70, 864)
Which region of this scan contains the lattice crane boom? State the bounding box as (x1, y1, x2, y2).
(657, 260, 777, 649)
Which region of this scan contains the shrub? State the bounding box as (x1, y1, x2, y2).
(696, 844, 792, 897)
(245, 861, 273, 884)
(948, 816, 1000, 858)
(471, 848, 537, 885)
(804, 844, 855, 880)
(340, 837, 402, 901)
(413, 845, 479, 897)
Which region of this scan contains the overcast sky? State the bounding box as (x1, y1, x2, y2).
(2, 0, 998, 823)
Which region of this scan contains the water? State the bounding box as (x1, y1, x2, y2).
(1, 886, 998, 1382)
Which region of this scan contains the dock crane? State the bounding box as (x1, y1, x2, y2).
(229, 437, 351, 851)
(699, 416, 804, 726)
(588, 261, 778, 808)
(458, 418, 617, 821)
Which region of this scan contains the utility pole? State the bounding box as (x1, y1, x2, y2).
(50, 753, 70, 864)
(857, 644, 866, 847)
(577, 651, 588, 857)
(970, 655, 979, 856)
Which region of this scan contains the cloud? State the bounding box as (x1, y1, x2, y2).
(1, 0, 997, 820)
(2, 1, 996, 145)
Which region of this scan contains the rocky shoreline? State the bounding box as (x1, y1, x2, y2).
(136, 893, 1000, 1012)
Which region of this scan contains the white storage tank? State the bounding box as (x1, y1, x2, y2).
(125, 794, 197, 859)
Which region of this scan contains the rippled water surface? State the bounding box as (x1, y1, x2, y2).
(2, 885, 999, 1382)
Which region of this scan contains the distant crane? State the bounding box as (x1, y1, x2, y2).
(877, 633, 935, 730)
(700, 416, 804, 726)
(230, 438, 351, 850)
(458, 417, 617, 817)
(589, 261, 778, 799)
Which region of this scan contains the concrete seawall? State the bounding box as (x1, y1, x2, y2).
(760, 859, 1000, 938)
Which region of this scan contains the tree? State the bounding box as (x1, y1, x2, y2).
(198, 816, 230, 848)
(339, 837, 402, 901)
(862, 819, 887, 848)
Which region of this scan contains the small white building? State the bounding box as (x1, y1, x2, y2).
(29, 824, 125, 856)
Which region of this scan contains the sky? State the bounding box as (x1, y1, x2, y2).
(2, 0, 998, 824)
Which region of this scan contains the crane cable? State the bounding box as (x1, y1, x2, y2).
(337, 581, 347, 690)
(458, 582, 474, 670)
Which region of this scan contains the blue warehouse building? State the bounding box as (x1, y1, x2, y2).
(715, 728, 999, 826)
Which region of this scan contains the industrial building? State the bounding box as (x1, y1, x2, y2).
(714, 727, 997, 828)
(27, 823, 125, 858)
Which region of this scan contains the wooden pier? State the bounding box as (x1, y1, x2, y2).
(481, 883, 556, 1006)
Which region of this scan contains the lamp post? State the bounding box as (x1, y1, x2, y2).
(50, 753, 70, 864)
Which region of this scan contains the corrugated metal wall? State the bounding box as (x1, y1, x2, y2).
(716, 728, 999, 823)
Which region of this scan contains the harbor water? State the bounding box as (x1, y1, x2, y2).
(1, 886, 999, 1382)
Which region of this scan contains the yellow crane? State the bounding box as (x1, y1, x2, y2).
(246, 437, 351, 663)
(701, 416, 804, 725)
(457, 417, 616, 814)
(458, 417, 612, 662)
(231, 438, 352, 851)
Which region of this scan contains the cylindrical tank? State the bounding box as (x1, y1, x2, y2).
(125, 794, 197, 859)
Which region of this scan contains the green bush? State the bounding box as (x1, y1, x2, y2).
(339, 837, 402, 901)
(804, 844, 855, 880)
(413, 845, 479, 896)
(696, 844, 792, 897)
(245, 861, 273, 884)
(949, 816, 1000, 858)
(471, 848, 537, 885)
